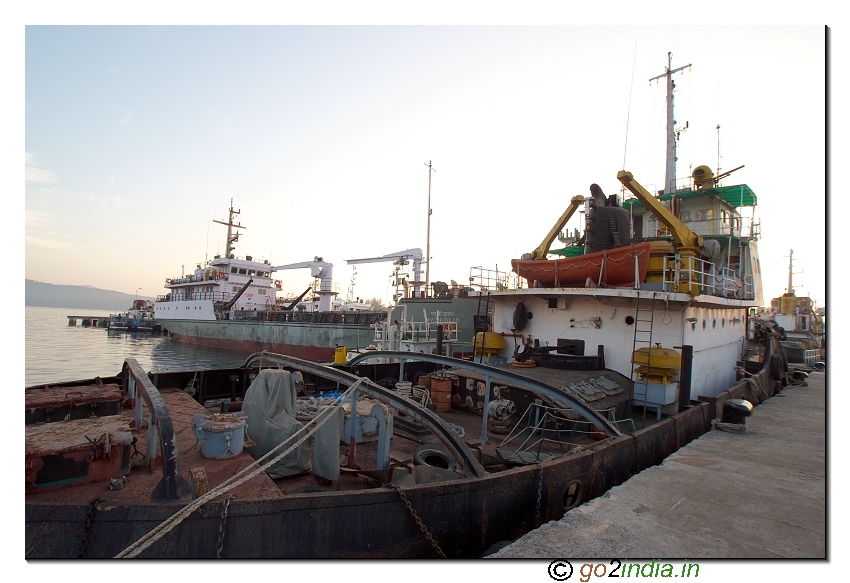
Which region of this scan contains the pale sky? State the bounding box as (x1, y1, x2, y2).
(20, 20, 827, 308)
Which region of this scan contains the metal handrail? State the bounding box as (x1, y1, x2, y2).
(121, 359, 179, 500)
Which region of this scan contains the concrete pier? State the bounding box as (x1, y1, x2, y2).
(491, 372, 826, 559)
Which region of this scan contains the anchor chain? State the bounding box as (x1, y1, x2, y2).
(78, 497, 100, 558)
(535, 460, 544, 525)
(215, 496, 232, 558)
(387, 484, 446, 558)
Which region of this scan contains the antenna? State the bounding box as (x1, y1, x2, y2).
(716, 124, 721, 179)
(622, 42, 638, 179)
(424, 160, 436, 297)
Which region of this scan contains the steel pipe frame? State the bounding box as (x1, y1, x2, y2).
(346, 351, 623, 439)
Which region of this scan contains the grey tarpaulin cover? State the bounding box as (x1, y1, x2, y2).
(242, 369, 311, 477)
(242, 369, 344, 480)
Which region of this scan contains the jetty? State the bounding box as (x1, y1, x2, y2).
(66, 315, 109, 327)
(490, 371, 826, 559)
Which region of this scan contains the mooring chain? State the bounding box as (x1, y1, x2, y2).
(535, 460, 544, 525)
(215, 496, 232, 558)
(387, 484, 446, 558)
(78, 497, 100, 558)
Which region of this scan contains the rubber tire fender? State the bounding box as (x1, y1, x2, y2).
(413, 448, 457, 471)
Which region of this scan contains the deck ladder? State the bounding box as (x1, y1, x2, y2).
(630, 291, 656, 425)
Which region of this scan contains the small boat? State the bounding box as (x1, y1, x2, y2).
(511, 242, 653, 288)
(108, 299, 161, 333)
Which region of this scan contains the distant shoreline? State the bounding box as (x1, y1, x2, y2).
(26, 279, 156, 311)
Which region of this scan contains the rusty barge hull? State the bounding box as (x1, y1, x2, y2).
(28, 400, 713, 558)
(25, 362, 779, 559)
(162, 319, 379, 361)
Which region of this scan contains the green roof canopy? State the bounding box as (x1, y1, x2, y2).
(621, 183, 757, 209)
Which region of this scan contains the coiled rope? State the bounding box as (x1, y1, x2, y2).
(115, 377, 366, 558)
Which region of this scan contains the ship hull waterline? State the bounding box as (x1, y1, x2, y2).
(161, 319, 380, 361)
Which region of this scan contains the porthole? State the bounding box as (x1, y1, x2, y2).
(722, 318, 726, 327)
(702, 319, 706, 330)
(712, 319, 717, 329)
(625, 316, 635, 325)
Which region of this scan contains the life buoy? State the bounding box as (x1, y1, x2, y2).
(216, 273, 225, 280)
(274, 280, 282, 289)
(443, 323, 455, 339)
(189, 287, 194, 295)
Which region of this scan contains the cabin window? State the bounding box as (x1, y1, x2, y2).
(680, 210, 691, 222)
(548, 298, 557, 309)
(248, 270, 256, 276)
(239, 268, 247, 275)
(230, 267, 238, 273)
(258, 288, 267, 295)
(695, 208, 714, 222)
(233, 286, 240, 293)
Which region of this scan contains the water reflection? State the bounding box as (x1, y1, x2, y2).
(26, 306, 249, 387)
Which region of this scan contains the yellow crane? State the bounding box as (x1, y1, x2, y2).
(526, 195, 586, 260)
(616, 170, 706, 294)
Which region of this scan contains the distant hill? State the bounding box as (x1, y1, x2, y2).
(25, 279, 156, 310)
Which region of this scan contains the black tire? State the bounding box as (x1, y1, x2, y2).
(413, 448, 457, 471)
(513, 301, 528, 331)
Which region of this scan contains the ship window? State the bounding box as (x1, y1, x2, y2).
(230, 267, 238, 273)
(548, 298, 557, 309)
(233, 286, 239, 293)
(712, 319, 717, 329)
(248, 270, 256, 276)
(702, 319, 706, 329)
(680, 210, 691, 222)
(258, 288, 266, 295)
(632, 215, 643, 239)
(239, 268, 247, 274)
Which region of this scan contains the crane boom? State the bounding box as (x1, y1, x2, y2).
(346, 249, 424, 298)
(528, 195, 586, 260)
(270, 257, 335, 312)
(616, 171, 703, 256)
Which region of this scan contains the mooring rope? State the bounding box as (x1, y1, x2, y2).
(115, 377, 366, 558)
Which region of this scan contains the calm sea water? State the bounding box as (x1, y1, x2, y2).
(25, 306, 252, 387)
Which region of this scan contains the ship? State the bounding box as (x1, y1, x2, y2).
(757, 249, 825, 367)
(154, 203, 493, 361)
(26, 53, 790, 559)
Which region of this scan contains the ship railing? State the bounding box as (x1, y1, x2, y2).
(373, 319, 460, 344)
(662, 257, 755, 300)
(121, 359, 179, 500)
(229, 309, 386, 325)
(469, 266, 525, 292)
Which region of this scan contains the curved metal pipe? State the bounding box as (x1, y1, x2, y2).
(346, 351, 622, 437)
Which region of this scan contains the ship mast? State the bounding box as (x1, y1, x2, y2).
(424, 160, 436, 297)
(213, 199, 245, 258)
(650, 52, 691, 194)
